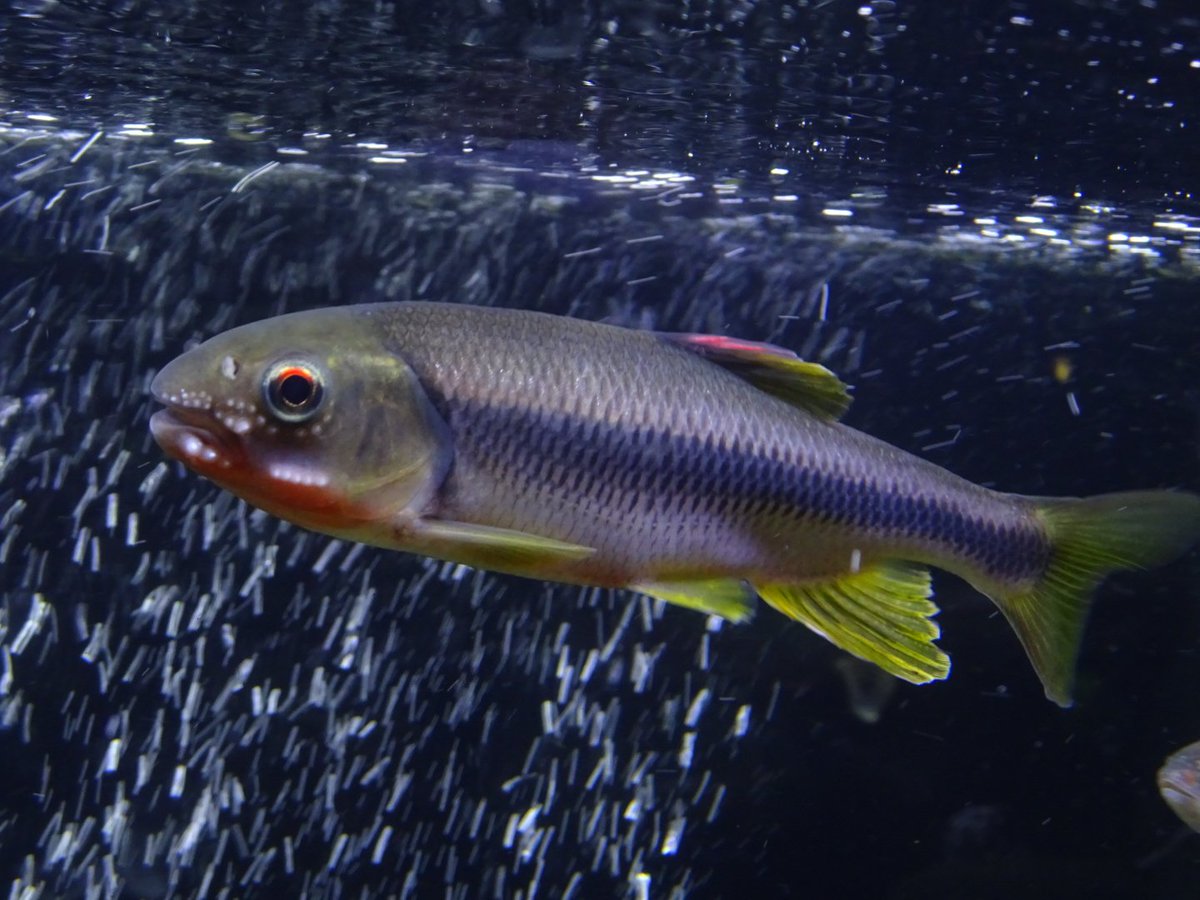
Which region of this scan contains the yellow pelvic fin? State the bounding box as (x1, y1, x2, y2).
(991, 490, 1200, 708)
(413, 519, 595, 572)
(631, 578, 756, 623)
(755, 561, 950, 685)
(659, 333, 852, 421)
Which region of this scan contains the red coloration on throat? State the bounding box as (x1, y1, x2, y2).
(149, 408, 371, 532)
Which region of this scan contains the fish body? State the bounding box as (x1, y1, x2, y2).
(150, 302, 1200, 704)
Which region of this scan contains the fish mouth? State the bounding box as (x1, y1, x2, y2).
(149, 359, 242, 471)
(149, 406, 240, 472)
(1159, 775, 1200, 806)
(151, 398, 348, 525)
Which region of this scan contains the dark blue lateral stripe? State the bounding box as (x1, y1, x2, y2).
(450, 399, 1048, 581)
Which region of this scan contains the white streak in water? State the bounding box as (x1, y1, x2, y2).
(69, 130, 103, 163)
(733, 704, 752, 738)
(10, 594, 50, 656)
(231, 160, 280, 193)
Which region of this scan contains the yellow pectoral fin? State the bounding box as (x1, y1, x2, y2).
(755, 561, 950, 685)
(632, 579, 757, 623)
(411, 519, 596, 574)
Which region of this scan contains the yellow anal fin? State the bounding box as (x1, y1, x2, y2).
(755, 561, 950, 685)
(413, 519, 596, 572)
(632, 579, 756, 623)
(659, 332, 852, 421)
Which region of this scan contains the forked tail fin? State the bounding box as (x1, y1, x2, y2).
(993, 490, 1200, 707)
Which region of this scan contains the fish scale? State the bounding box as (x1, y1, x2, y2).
(383, 304, 1037, 584)
(149, 301, 1200, 705)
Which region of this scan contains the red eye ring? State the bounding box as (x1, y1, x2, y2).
(264, 360, 324, 423)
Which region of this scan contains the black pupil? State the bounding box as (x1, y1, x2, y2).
(279, 372, 313, 407)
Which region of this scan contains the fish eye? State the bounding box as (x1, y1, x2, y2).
(263, 361, 324, 423)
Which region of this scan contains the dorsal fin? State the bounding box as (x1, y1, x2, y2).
(660, 333, 852, 421)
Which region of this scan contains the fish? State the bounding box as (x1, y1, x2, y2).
(1158, 740, 1200, 832)
(148, 301, 1200, 705)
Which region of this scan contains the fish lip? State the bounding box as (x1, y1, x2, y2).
(1159, 776, 1200, 804)
(149, 355, 228, 454)
(149, 406, 238, 469)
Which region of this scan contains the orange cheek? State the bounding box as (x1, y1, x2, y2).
(152, 411, 375, 531)
(207, 463, 336, 517)
(208, 462, 388, 534)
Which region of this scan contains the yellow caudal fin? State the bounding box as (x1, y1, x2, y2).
(995, 490, 1200, 707)
(755, 561, 950, 685)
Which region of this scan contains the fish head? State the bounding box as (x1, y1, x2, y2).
(149, 307, 451, 535)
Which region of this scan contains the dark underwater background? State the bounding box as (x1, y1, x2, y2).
(1, 1, 1199, 897)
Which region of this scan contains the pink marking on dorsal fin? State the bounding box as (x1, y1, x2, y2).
(675, 333, 798, 361)
(659, 330, 852, 420)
